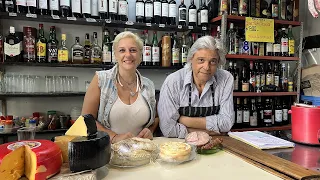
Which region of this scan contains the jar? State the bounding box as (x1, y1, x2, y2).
(0, 120, 5, 133)
(288, 82, 293, 92)
(29, 119, 37, 129)
(4, 120, 13, 133)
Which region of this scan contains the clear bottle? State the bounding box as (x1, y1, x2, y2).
(227, 23, 236, 54)
(71, 37, 84, 64)
(23, 27, 36, 62)
(90, 32, 102, 64)
(58, 34, 69, 63)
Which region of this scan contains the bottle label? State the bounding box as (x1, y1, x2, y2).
(220, 0, 227, 12)
(234, 76, 239, 90)
(91, 0, 98, 16)
(197, 11, 201, 26)
(236, 110, 243, 124)
(109, 0, 117, 13)
(72, 49, 83, 61)
(24, 40, 35, 58)
(189, 9, 196, 23)
(250, 75, 255, 87)
(169, 4, 176, 17)
(275, 110, 283, 122)
(91, 55, 101, 63)
(272, 4, 278, 18)
(58, 50, 68, 62)
(255, 74, 261, 87)
(50, 0, 59, 10)
(289, 39, 295, 55)
(260, 74, 265, 86)
(60, 0, 70, 7)
(72, 0, 81, 13)
(145, 3, 153, 18)
(281, 38, 288, 53)
(263, 110, 272, 123)
(154, 2, 161, 16)
(282, 109, 288, 121)
(172, 48, 179, 64)
(266, 74, 273, 85)
(143, 46, 151, 62)
(16, 0, 26, 6)
(84, 48, 90, 60)
(102, 46, 111, 62)
(152, 47, 160, 63)
(274, 75, 280, 87)
(82, 0, 91, 14)
(239, 0, 247, 15)
(118, 1, 127, 15)
(37, 42, 46, 57)
(200, 9, 208, 23)
(273, 44, 280, 53)
(250, 112, 258, 126)
(242, 82, 249, 91)
(47, 44, 58, 62)
(179, 7, 186, 21)
(162, 3, 168, 17)
(98, 0, 107, 12)
(136, 2, 144, 16)
(39, 0, 47, 9)
(4, 42, 21, 57)
(27, 0, 36, 7)
(181, 46, 187, 63)
(243, 110, 250, 123)
(266, 43, 273, 53)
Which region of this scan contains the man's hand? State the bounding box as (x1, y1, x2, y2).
(112, 132, 134, 143)
(137, 128, 153, 139)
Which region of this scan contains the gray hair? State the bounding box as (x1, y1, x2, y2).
(113, 31, 143, 53)
(185, 36, 226, 68)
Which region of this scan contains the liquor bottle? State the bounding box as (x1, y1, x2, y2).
(234, 27, 239, 54)
(90, 32, 102, 64)
(266, 62, 273, 86)
(280, 28, 288, 57)
(274, 98, 283, 126)
(27, 0, 37, 14)
(197, 0, 201, 27)
(98, 0, 108, 19)
(280, 63, 288, 91)
(273, 30, 281, 56)
(36, 24, 47, 63)
(282, 97, 289, 125)
(58, 34, 69, 63)
(287, 63, 293, 92)
(288, 25, 295, 57)
(181, 33, 187, 65)
(233, 62, 239, 92)
(216, 26, 221, 39)
(91, 0, 99, 18)
(250, 98, 258, 127)
(71, 37, 84, 64)
(3, 26, 21, 62)
(252, 42, 259, 55)
(235, 98, 243, 128)
(227, 61, 233, 75)
(271, 0, 278, 19)
(83, 33, 91, 64)
(259, 62, 265, 88)
(153, 0, 161, 24)
(200, 0, 208, 27)
(229, 0, 238, 15)
(145, 0, 153, 23)
(47, 26, 58, 63)
(38, 0, 48, 15)
(227, 23, 236, 54)
(4, 0, 14, 12)
(249, 61, 255, 92)
(82, 0, 91, 18)
(286, 0, 293, 21)
(219, 0, 227, 15)
(178, 0, 186, 26)
(255, 62, 260, 92)
(274, 62, 280, 91)
(142, 30, 152, 66)
(60, 0, 71, 17)
(249, 0, 255, 17)
(102, 30, 112, 65)
(23, 27, 35, 62)
(49, 0, 60, 15)
(171, 32, 180, 66)
(118, 0, 128, 21)
(239, 0, 248, 16)
(109, 0, 118, 20)
(161, 0, 169, 24)
(16, 0, 27, 13)
(152, 31, 160, 66)
(263, 98, 272, 127)
(266, 40, 273, 56)
(241, 65, 249, 92)
(71, 0, 81, 17)
(136, 0, 144, 23)
(255, 0, 260, 17)
(256, 97, 263, 127)
(260, 0, 270, 18)
(279, 0, 286, 20)
(188, 0, 196, 26)
(243, 98, 250, 127)
(168, 0, 176, 25)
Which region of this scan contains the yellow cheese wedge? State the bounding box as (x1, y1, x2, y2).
(54, 135, 77, 163)
(65, 116, 88, 136)
(0, 146, 25, 180)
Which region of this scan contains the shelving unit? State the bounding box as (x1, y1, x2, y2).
(225, 54, 299, 61)
(233, 92, 297, 97)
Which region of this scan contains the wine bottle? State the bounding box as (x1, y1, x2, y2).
(136, 0, 144, 23)
(161, 0, 168, 24)
(178, 0, 186, 26)
(145, 0, 153, 23)
(98, 0, 108, 19)
(38, 0, 48, 15)
(71, 0, 81, 17)
(200, 0, 208, 27)
(109, 0, 118, 20)
(153, 0, 161, 24)
(60, 0, 71, 17)
(188, 0, 196, 26)
(82, 0, 91, 18)
(168, 0, 176, 25)
(118, 0, 128, 21)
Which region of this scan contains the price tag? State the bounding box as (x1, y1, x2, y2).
(105, 19, 111, 23)
(86, 18, 96, 22)
(125, 21, 134, 25)
(178, 25, 182, 29)
(146, 23, 152, 27)
(9, 13, 17, 17)
(159, 24, 165, 28)
(202, 26, 207, 30)
(52, 15, 60, 20)
(67, 17, 77, 21)
(188, 26, 193, 30)
(26, 13, 37, 18)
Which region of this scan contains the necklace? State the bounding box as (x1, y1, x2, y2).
(117, 73, 139, 97)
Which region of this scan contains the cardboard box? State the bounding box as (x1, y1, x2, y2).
(301, 65, 320, 96)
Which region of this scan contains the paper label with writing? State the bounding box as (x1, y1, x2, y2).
(37, 42, 46, 57)
(58, 50, 68, 62)
(4, 42, 21, 57)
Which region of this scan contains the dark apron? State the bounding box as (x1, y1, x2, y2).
(178, 84, 220, 117)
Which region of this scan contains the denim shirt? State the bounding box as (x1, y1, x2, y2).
(96, 65, 156, 129)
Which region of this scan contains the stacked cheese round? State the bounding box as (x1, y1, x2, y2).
(159, 142, 192, 162)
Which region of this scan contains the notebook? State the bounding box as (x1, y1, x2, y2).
(228, 131, 295, 150)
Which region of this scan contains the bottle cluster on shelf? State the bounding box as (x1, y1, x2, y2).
(218, 0, 297, 21)
(226, 23, 295, 57)
(233, 96, 291, 129)
(227, 60, 294, 92)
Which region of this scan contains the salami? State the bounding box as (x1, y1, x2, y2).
(185, 131, 210, 146)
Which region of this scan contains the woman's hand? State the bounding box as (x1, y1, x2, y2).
(137, 128, 153, 140)
(112, 132, 134, 143)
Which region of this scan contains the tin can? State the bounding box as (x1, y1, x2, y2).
(162, 35, 171, 67)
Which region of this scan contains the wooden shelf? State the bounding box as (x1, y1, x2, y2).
(226, 54, 299, 61)
(233, 92, 297, 97)
(211, 15, 301, 27)
(231, 124, 292, 132)
(0, 92, 86, 97)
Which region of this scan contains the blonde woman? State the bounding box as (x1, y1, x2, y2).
(82, 31, 158, 143)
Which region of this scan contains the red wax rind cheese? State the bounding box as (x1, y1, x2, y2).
(0, 140, 63, 180)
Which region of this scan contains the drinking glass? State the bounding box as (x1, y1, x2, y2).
(17, 127, 35, 141)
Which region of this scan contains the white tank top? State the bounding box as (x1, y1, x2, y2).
(109, 93, 150, 136)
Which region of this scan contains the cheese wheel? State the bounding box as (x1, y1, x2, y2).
(159, 142, 191, 162)
(0, 140, 63, 180)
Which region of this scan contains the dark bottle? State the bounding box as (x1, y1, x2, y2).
(38, 0, 48, 15)
(259, 62, 266, 89)
(23, 27, 36, 62)
(178, 0, 186, 26)
(197, 0, 201, 27)
(153, 0, 161, 24)
(16, 0, 27, 13)
(102, 30, 112, 65)
(49, 0, 60, 15)
(36, 24, 47, 63)
(71, 0, 81, 17)
(235, 98, 243, 128)
(270, 0, 278, 19)
(109, 0, 118, 20)
(256, 97, 263, 127)
(83, 33, 91, 64)
(233, 62, 239, 92)
(118, 0, 128, 21)
(249, 61, 255, 92)
(82, 0, 91, 18)
(47, 26, 59, 63)
(239, 0, 248, 16)
(260, 0, 270, 18)
(286, 0, 293, 21)
(142, 30, 152, 66)
(266, 62, 273, 87)
(255, 0, 261, 17)
(274, 98, 283, 126)
(254, 62, 261, 92)
(0, 35, 3, 62)
(0, 0, 4, 12)
(4, 0, 14, 12)
(279, 0, 286, 20)
(161, 0, 168, 24)
(242, 98, 250, 127)
(188, 0, 196, 26)
(274, 62, 280, 91)
(249, 0, 255, 17)
(171, 32, 180, 66)
(136, 0, 145, 23)
(4, 27, 22, 62)
(273, 30, 281, 56)
(91, 0, 99, 18)
(200, 0, 208, 27)
(229, 0, 238, 15)
(250, 98, 258, 127)
(27, 0, 37, 14)
(263, 98, 273, 127)
(98, 0, 108, 19)
(60, 0, 71, 17)
(145, 0, 153, 23)
(280, 28, 288, 57)
(241, 65, 249, 92)
(168, 0, 176, 25)
(282, 97, 289, 125)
